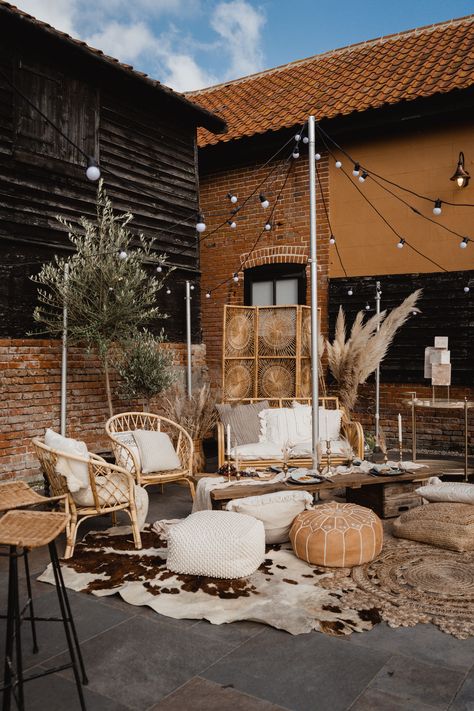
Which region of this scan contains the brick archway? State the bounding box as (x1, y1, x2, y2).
(238, 245, 308, 275)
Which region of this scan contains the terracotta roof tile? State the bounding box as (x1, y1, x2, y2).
(189, 15, 474, 147)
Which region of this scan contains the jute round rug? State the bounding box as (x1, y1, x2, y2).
(325, 536, 474, 639)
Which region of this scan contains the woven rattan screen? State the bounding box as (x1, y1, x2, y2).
(223, 305, 322, 400)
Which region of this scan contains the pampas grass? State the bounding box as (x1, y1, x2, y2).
(164, 382, 218, 440)
(326, 290, 421, 413)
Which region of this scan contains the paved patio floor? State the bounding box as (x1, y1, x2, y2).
(1, 483, 474, 711)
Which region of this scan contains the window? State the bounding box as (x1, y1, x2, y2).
(244, 264, 306, 306)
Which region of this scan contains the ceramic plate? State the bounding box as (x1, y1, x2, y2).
(289, 470, 322, 484)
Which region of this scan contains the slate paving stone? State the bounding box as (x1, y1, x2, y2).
(349, 687, 442, 710)
(150, 676, 289, 711)
(202, 626, 391, 711)
(450, 670, 474, 711)
(0, 665, 132, 711)
(0, 588, 130, 670)
(367, 654, 464, 709)
(346, 622, 474, 672)
(190, 618, 266, 646)
(42, 615, 239, 710)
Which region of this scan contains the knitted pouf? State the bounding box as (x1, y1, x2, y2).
(290, 502, 383, 567)
(167, 510, 265, 579)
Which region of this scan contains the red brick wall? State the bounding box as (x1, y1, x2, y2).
(0, 339, 206, 481)
(199, 153, 330, 388)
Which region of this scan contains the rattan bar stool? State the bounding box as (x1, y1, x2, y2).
(0, 509, 88, 711)
(0, 481, 68, 658)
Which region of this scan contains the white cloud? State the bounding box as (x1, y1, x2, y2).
(15, 0, 78, 35)
(160, 53, 218, 92)
(87, 21, 156, 62)
(211, 0, 266, 79)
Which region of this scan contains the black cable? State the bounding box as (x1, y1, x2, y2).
(315, 162, 347, 277)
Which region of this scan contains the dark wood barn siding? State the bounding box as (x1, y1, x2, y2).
(0, 32, 202, 342)
(328, 270, 473, 386)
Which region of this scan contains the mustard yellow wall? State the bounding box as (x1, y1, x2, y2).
(329, 122, 474, 277)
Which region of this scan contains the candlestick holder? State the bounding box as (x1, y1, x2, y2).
(398, 440, 403, 469)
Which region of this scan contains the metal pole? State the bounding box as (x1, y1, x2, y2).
(60, 264, 68, 436)
(308, 116, 319, 471)
(375, 281, 381, 448)
(185, 280, 192, 398)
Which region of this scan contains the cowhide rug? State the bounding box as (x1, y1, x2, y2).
(38, 525, 381, 636)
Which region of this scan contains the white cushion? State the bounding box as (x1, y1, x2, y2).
(416, 481, 474, 505)
(290, 439, 346, 457)
(259, 407, 311, 446)
(226, 490, 313, 543)
(44, 429, 89, 492)
(74, 481, 149, 529)
(132, 430, 181, 473)
(167, 510, 265, 578)
(114, 431, 141, 472)
(292, 404, 342, 441)
(230, 441, 283, 460)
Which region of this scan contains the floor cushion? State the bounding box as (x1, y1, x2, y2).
(290, 502, 383, 567)
(226, 490, 313, 544)
(167, 510, 265, 578)
(393, 502, 474, 552)
(415, 481, 474, 505)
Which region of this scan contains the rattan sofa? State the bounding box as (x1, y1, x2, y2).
(217, 396, 364, 470)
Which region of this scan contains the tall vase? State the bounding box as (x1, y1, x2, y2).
(192, 438, 206, 474)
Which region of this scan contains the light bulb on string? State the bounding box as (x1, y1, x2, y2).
(347, 288, 353, 296)
(464, 286, 470, 293)
(166, 287, 171, 295)
(206, 291, 211, 298)
(302, 136, 309, 144)
(156, 264, 163, 273)
(190, 284, 195, 291)
(264, 221, 272, 231)
(460, 237, 469, 249)
(227, 192, 238, 204)
(259, 193, 269, 209)
(365, 302, 371, 311)
(233, 272, 239, 283)
(292, 146, 300, 159)
(397, 238, 406, 249)
(329, 235, 336, 245)
(352, 162, 360, 176)
(433, 199, 442, 216)
(294, 134, 301, 142)
(412, 311, 418, 316)
(227, 220, 237, 229)
(358, 171, 368, 183)
(335, 160, 342, 169)
(118, 250, 128, 260)
(315, 152, 321, 161)
(196, 213, 206, 232)
(86, 157, 100, 181)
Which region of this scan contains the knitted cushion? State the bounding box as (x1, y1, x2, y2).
(290, 502, 383, 567)
(216, 401, 269, 446)
(393, 502, 474, 552)
(226, 490, 313, 544)
(167, 510, 265, 578)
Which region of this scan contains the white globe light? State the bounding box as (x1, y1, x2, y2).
(230, 194, 238, 203)
(156, 265, 162, 272)
(166, 288, 171, 295)
(292, 149, 300, 159)
(190, 284, 195, 290)
(86, 164, 100, 181)
(460, 238, 468, 249)
(397, 239, 405, 249)
(118, 250, 128, 260)
(259, 194, 269, 209)
(329, 236, 336, 244)
(433, 200, 442, 216)
(352, 163, 360, 176)
(233, 273, 239, 282)
(335, 160, 342, 169)
(294, 134, 301, 142)
(315, 153, 321, 161)
(347, 288, 353, 296)
(264, 222, 272, 231)
(206, 291, 211, 298)
(464, 286, 470, 293)
(196, 220, 206, 233)
(302, 136, 309, 144)
(365, 303, 371, 310)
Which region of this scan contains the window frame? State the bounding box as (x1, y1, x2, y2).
(244, 263, 307, 306)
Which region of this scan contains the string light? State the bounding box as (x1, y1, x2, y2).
(302, 136, 309, 144)
(294, 134, 301, 142)
(292, 146, 300, 159)
(206, 291, 211, 298)
(156, 265, 163, 272)
(259, 193, 269, 208)
(190, 284, 195, 290)
(365, 302, 371, 310)
(86, 157, 100, 182)
(335, 160, 342, 169)
(227, 220, 237, 229)
(460, 237, 469, 249)
(329, 234, 336, 244)
(264, 221, 272, 231)
(166, 287, 171, 295)
(433, 199, 442, 216)
(464, 285, 470, 293)
(196, 213, 206, 232)
(352, 163, 360, 176)
(315, 152, 321, 161)
(358, 171, 368, 183)
(347, 287, 353, 296)
(227, 192, 238, 204)
(397, 238, 406, 249)
(118, 250, 128, 260)
(233, 272, 239, 282)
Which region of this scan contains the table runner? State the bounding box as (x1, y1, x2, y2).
(193, 472, 287, 512)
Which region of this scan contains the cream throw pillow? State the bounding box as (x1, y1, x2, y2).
(132, 430, 181, 473)
(114, 431, 141, 472)
(292, 404, 342, 441)
(416, 481, 474, 504)
(226, 490, 313, 544)
(44, 429, 89, 492)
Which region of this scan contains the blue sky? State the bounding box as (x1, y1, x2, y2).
(16, 0, 474, 91)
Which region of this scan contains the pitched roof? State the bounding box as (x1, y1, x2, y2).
(0, 1, 226, 134)
(189, 15, 474, 147)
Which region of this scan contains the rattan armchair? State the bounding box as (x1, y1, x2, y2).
(32, 438, 142, 558)
(105, 412, 195, 498)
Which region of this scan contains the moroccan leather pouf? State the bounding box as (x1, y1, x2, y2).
(290, 502, 383, 567)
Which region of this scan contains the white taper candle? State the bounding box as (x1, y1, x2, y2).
(398, 413, 402, 443)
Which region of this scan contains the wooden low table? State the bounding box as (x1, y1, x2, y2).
(196, 468, 438, 518)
